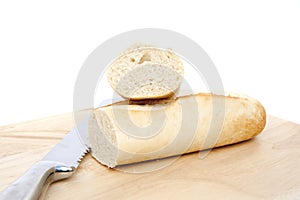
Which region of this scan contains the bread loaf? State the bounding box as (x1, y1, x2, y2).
(107, 46, 184, 100)
(88, 93, 266, 168)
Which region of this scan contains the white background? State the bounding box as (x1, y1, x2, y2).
(0, 0, 299, 126)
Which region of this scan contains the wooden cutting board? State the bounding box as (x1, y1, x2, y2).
(0, 114, 299, 199)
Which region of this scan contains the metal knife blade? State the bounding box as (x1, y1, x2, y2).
(0, 116, 90, 200)
(42, 117, 89, 167)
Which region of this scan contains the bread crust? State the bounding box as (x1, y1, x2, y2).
(89, 93, 266, 167)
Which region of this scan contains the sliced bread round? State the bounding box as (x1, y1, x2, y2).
(107, 46, 184, 100)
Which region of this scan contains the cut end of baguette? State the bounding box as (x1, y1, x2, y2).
(107, 46, 184, 100)
(88, 109, 118, 168)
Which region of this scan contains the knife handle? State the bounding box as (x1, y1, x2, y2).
(0, 161, 75, 200)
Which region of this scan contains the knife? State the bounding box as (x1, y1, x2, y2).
(0, 116, 89, 200)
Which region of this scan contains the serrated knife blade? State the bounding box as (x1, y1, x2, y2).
(0, 116, 90, 200)
(43, 118, 89, 167)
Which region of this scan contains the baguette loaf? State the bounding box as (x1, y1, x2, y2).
(88, 93, 266, 168)
(107, 46, 184, 100)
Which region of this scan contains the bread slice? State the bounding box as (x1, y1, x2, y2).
(107, 46, 184, 100)
(88, 93, 266, 168)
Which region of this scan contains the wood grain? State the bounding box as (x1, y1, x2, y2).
(0, 115, 300, 199)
